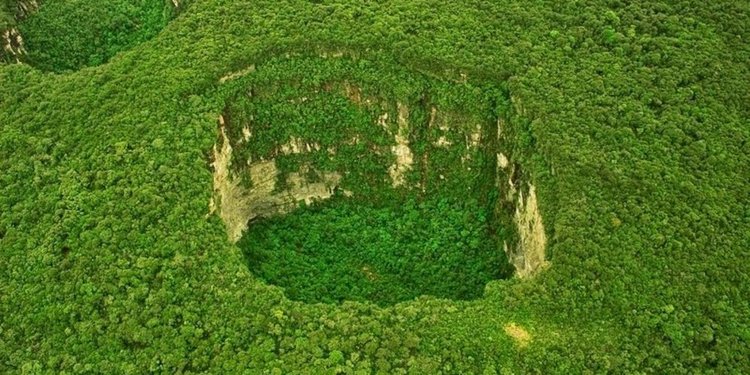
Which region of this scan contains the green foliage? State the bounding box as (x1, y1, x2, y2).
(16, 0, 175, 72)
(240, 195, 510, 305)
(0, 0, 748, 373)
(0, 3, 13, 29)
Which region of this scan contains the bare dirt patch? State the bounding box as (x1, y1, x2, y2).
(504, 323, 532, 347)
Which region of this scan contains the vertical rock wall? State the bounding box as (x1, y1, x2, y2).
(1, 0, 38, 63)
(511, 184, 548, 277)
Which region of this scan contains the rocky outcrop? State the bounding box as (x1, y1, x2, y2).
(388, 102, 413, 187)
(1, 0, 39, 63)
(510, 184, 548, 278)
(15, 0, 39, 18)
(1, 28, 26, 62)
(495, 103, 549, 278)
(496, 164, 548, 278)
(211, 115, 342, 243)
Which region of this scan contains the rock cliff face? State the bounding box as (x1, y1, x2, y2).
(1, 27, 25, 62)
(495, 109, 549, 278)
(211, 115, 342, 243)
(210, 57, 549, 277)
(1, 0, 38, 63)
(15, 0, 39, 18)
(511, 184, 548, 277)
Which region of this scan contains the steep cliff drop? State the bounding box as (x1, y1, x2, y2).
(208, 55, 550, 303)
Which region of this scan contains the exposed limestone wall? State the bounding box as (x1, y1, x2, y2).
(510, 184, 548, 278)
(211, 115, 341, 243)
(2, 28, 26, 62)
(431, 106, 452, 148)
(210, 114, 251, 242)
(15, 0, 40, 18)
(495, 98, 549, 278)
(388, 102, 413, 187)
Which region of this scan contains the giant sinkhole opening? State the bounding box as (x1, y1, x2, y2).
(210, 54, 547, 306)
(2, 0, 190, 71)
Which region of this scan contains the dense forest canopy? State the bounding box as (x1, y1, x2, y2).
(0, 0, 748, 373)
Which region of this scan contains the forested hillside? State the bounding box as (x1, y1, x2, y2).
(1, 0, 748, 373)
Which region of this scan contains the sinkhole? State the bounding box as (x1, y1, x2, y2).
(210, 55, 547, 306)
(3, 1, 189, 71)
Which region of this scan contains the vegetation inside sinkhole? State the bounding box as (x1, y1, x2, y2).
(220, 56, 515, 306)
(239, 194, 512, 306)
